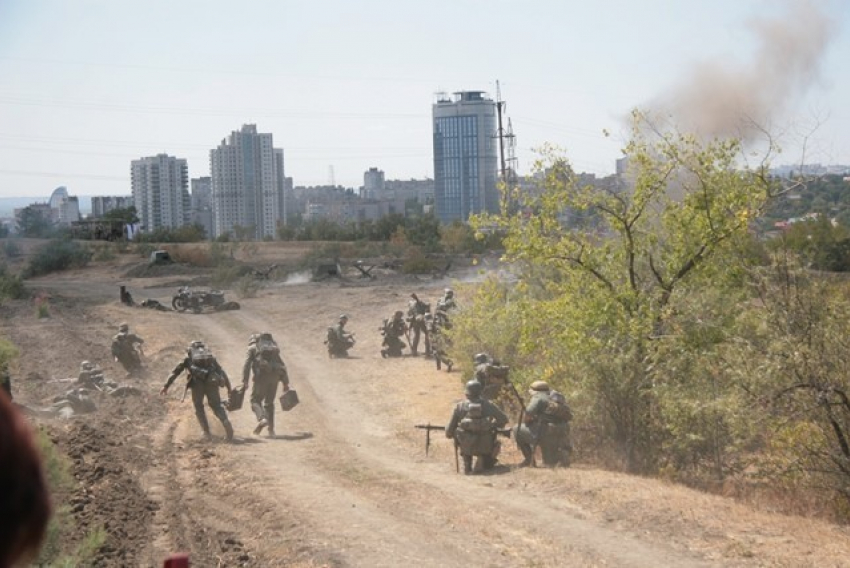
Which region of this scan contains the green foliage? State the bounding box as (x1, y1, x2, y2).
(770, 215, 850, 271)
(0, 336, 19, 370)
(35, 293, 50, 318)
(466, 112, 774, 473)
(101, 205, 139, 225)
(35, 429, 74, 565)
(23, 240, 93, 278)
(16, 205, 55, 237)
(234, 273, 260, 298)
(0, 264, 26, 301)
(2, 238, 21, 258)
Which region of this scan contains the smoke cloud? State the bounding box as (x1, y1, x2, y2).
(645, 0, 836, 142)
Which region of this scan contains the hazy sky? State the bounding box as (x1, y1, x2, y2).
(0, 0, 847, 198)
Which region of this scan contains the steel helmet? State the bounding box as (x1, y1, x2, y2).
(473, 353, 489, 365)
(465, 380, 484, 397)
(118, 322, 129, 333)
(530, 380, 550, 392)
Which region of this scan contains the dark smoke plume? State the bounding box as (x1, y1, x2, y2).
(644, 0, 835, 142)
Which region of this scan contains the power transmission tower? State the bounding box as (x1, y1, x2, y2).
(495, 80, 517, 214)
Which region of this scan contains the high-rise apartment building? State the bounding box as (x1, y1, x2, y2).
(432, 91, 499, 223)
(362, 167, 385, 199)
(190, 177, 213, 239)
(210, 124, 284, 239)
(130, 154, 190, 232)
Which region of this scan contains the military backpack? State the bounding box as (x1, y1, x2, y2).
(543, 390, 573, 422)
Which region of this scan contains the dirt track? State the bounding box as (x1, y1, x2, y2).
(6, 251, 850, 567)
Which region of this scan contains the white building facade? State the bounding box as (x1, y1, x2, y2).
(210, 124, 284, 239)
(130, 154, 190, 232)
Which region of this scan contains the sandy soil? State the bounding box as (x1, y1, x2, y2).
(5, 246, 850, 567)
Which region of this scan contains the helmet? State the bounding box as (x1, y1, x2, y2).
(465, 380, 484, 397)
(339, 314, 348, 321)
(394, 310, 404, 318)
(473, 353, 489, 365)
(444, 288, 454, 297)
(248, 333, 259, 345)
(530, 380, 550, 392)
(81, 360, 93, 370)
(118, 323, 129, 333)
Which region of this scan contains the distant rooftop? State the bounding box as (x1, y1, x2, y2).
(434, 90, 492, 104)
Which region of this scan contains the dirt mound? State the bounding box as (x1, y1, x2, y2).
(122, 261, 213, 280)
(50, 392, 164, 567)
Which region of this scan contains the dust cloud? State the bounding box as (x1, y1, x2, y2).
(644, 0, 836, 142)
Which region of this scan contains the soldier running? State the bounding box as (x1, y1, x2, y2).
(160, 341, 234, 442)
(243, 332, 290, 437)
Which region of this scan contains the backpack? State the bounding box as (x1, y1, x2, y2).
(189, 342, 213, 364)
(256, 333, 280, 355)
(460, 402, 491, 433)
(544, 390, 573, 422)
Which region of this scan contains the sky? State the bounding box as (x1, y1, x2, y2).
(0, 0, 847, 198)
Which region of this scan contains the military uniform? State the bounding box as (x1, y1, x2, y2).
(161, 343, 234, 441)
(514, 381, 572, 467)
(243, 334, 290, 437)
(472, 354, 511, 400)
(406, 294, 431, 357)
(429, 311, 453, 372)
(446, 381, 509, 474)
(436, 288, 456, 313)
(327, 316, 355, 358)
(381, 311, 408, 358)
(111, 324, 144, 374)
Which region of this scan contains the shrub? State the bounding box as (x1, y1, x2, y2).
(0, 264, 26, 301)
(23, 240, 92, 278)
(234, 274, 260, 298)
(2, 239, 21, 258)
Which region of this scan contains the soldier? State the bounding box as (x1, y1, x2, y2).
(77, 361, 105, 387)
(429, 310, 453, 372)
(380, 310, 408, 358)
(472, 353, 511, 400)
(326, 314, 355, 358)
(111, 323, 144, 374)
(119, 285, 134, 306)
(514, 381, 572, 467)
(406, 293, 431, 357)
(242, 332, 290, 437)
(160, 341, 234, 442)
(436, 288, 456, 313)
(446, 380, 509, 475)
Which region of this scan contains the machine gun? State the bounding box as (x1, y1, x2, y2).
(415, 423, 512, 473)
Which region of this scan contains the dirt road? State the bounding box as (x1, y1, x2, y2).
(6, 255, 850, 567)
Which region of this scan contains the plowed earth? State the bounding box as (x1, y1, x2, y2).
(5, 245, 850, 567)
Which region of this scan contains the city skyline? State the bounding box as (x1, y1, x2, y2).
(0, 0, 847, 198)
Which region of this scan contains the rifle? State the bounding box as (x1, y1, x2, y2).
(506, 380, 536, 467)
(181, 376, 193, 403)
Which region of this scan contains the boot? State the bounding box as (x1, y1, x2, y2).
(223, 420, 234, 442)
(201, 430, 213, 442)
(462, 455, 473, 475)
(518, 444, 534, 467)
(253, 418, 268, 435)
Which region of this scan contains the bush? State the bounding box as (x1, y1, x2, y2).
(23, 240, 92, 278)
(234, 274, 260, 298)
(2, 239, 21, 258)
(0, 264, 26, 301)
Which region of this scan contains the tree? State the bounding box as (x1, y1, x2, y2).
(464, 112, 777, 473)
(102, 206, 139, 225)
(16, 205, 54, 238)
